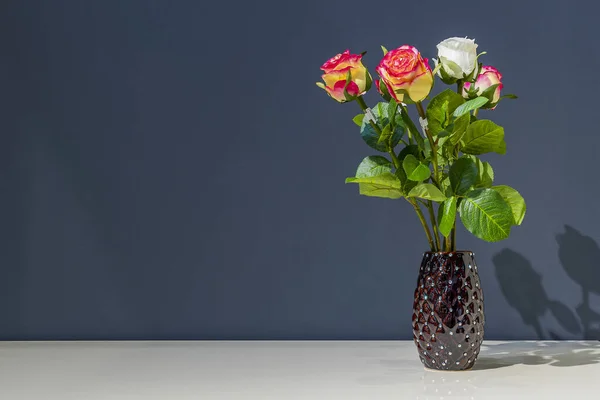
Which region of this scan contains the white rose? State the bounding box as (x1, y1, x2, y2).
(436, 37, 478, 79)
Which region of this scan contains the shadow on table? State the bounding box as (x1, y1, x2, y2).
(473, 341, 600, 370)
(493, 225, 600, 340)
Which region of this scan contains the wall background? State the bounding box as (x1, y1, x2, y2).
(1, 0, 600, 340)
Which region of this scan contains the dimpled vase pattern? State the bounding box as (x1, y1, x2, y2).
(412, 251, 485, 370)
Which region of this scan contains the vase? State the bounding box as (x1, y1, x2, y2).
(412, 251, 485, 371)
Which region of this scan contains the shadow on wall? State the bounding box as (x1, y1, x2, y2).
(492, 225, 600, 339)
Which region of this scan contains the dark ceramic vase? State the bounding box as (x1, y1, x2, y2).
(412, 251, 485, 371)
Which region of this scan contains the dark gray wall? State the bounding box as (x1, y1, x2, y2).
(1, 0, 600, 340)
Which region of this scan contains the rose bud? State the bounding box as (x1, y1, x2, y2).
(435, 37, 478, 82)
(463, 66, 503, 107)
(316, 50, 371, 103)
(376, 45, 433, 103)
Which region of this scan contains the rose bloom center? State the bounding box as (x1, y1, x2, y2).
(389, 51, 415, 73)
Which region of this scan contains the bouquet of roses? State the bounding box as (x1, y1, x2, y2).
(316, 37, 525, 252)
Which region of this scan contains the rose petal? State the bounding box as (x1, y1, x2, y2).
(345, 81, 360, 97)
(321, 66, 353, 88)
(325, 80, 350, 102)
(406, 71, 434, 102)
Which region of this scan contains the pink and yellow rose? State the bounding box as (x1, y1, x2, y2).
(376, 46, 433, 103)
(317, 50, 370, 103)
(463, 65, 503, 104)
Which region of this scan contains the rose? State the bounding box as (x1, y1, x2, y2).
(463, 66, 503, 106)
(376, 45, 433, 103)
(317, 50, 370, 103)
(435, 37, 478, 81)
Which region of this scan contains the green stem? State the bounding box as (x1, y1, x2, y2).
(415, 102, 440, 186)
(389, 150, 401, 170)
(356, 96, 369, 112)
(426, 200, 441, 251)
(449, 82, 465, 252)
(457, 80, 464, 95)
(407, 198, 435, 251)
(407, 130, 415, 145)
(450, 147, 460, 251)
(473, 108, 479, 118)
(356, 96, 382, 134)
(399, 104, 422, 147)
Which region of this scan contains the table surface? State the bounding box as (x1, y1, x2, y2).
(0, 341, 598, 399)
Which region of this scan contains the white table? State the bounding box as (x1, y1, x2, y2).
(0, 341, 598, 399)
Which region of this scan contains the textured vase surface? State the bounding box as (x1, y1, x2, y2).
(412, 251, 485, 370)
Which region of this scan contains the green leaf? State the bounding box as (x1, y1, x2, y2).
(439, 174, 452, 197)
(449, 113, 471, 145)
(459, 188, 513, 242)
(316, 82, 326, 89)
(408, 183, 447, 202)
(360, 102, 405, 152)
(396, 145, 421, 194)
(381, 45, 388, 55)
(402, 154, 431, 182)
(453, 97, 489, 118)
(394, 166, 417, 195)
(473, 157, 494, 188)
(449, 157, 477, 196)
(500, 94, 518, 100)
(461, 119, 506, 155)
(426, 89, 465, 136)
(492, 185, 526, 225)
(352, 114, 364, 127)
(388, 98, 398, 122)
(438, 197, 457, 237)
(346, 173, 403, 199)
(398, 144, 422, 162)
(355, 156, 392, 178)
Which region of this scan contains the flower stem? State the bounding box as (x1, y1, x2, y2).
(426, 200, 441, 251)
(356, 96, 369, 111)
(415, 101, 441, 186)
(356, 96, 382, 134)
(451, 225, 456, 251)
(457, 80, 464, 95)
(407, 198, 436, 251)
(388, 150, 401, 170)
(399, 103, 423, 148)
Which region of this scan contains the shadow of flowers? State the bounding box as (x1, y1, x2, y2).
(473, 341, 600, 370)
(493, 225, 600, 340)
